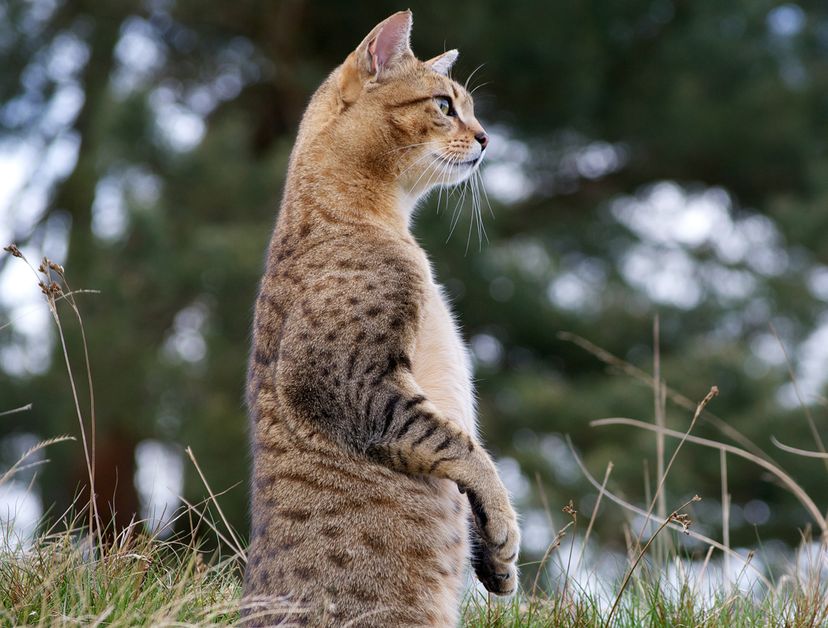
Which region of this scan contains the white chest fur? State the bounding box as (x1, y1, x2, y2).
(412, 280, 478, 437)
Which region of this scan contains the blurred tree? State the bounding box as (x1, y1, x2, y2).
(1, 0, 827, 554)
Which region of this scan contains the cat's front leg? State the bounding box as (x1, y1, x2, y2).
(461, 469, 520, 581)
(363, 378, 520, 591)
(457, 455, 520, 584)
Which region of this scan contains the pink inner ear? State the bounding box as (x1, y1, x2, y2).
(368, 38, 379, 74)
(369, 12, 411, 74)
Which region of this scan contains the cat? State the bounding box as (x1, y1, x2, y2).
(243, 10, 519, 627)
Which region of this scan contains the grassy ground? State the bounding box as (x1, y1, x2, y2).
(0, 523, 241, 626)
(1, 521, 826, 626)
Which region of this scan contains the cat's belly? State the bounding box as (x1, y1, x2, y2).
(412, 282, 477, 436)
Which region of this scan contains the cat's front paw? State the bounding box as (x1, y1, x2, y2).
(471, 534, 518, 596)
(466, 489, 520, 566)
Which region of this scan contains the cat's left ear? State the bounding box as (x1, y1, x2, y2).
(365, 10, 413, 76)
(339, 10, 413, 104)
(425, 50, 459, 76)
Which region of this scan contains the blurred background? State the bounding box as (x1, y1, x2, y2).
(1, 0, 827, 583)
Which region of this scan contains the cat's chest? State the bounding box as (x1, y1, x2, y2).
(412, 280, 477, 436)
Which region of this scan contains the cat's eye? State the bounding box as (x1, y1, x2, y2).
(435, 96, 456, 117)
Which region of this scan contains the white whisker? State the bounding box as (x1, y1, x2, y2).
(447, 168, 469, 243)
(420, 153, 447, 199)
(435, 156, 454, 214)
(464, 63, 486, 92)
(436, 172, 445, 215)
(477, 172, 490, 246)
(473, 171, 484, 251)
(469, 81, 491, 95)
(465, 179, 475, 255)
(391, 143, 491, 251)
(407, 154, 443, 196)
(398, 150, 438, 181)
(381, 141, 433, 156)
(466, 170, 484, 254)
(477, 168, 496, 220)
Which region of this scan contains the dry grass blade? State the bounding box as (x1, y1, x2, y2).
(530, 519, 576, 597)
(771, 436, 828, 459)
(652, 316, 667, 535)
(604, 494, 701, 627)
(770, 323, 828, 473)
(721, 449, 731, 577)
(566, 435, 773, 589)
(578, 461, 613, 569)
(54, 266, 102, 527)
(54, 299, 102, 543)
(180, 496, 247, 566)
(590, 418, 828, 536)
(185, 446, 247, 563)
(0, 404, 32, 418)
(6, 249, 104, 543)
(634, 386, 718, 548)
(558, 331, 774, 462)
(0, 435, 75, 485)
(695, 545, 716, 596)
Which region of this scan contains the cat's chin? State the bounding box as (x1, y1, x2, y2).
(437, 154, 481, 169)
(437, 158, 481, 186)
(442, 164, 478, 186)
(398, 149, 485, 200)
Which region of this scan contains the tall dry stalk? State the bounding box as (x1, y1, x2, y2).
(770, 323, 828, 474)
(559, 331, 774, 462)
(567, 435, 773, 588)
(720, 449, 731, 578)
(652, 316, 667, 528)
(184, 446, 247, 564)
(634, 386, 718, 548)
(577, 461, 613, 569)
(3, 245, 102, 545)
(590, 418, 828, 536)
(604, 494, 701, 627)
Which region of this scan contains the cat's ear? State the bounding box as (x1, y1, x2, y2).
(364, 10, 413, 75)
(425, 49, 459, 77)
(339, 10, 413, 104)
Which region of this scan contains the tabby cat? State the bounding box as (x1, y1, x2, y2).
(243, 10, 520, 626)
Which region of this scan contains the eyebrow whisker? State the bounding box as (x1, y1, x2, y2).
(469, 81, 492, 95)
(464, 63, 486, 92)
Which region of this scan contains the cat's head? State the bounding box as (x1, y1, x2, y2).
(303, 10, 488, 201)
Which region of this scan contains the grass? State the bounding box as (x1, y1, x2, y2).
(1, 524, 826, 626)
(462, 587, 826, 627)
(2, 249, 828, 625)
(1, 524, 241, 626)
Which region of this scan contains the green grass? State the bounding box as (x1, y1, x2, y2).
(1, 522, 826, 626)
(0, 525, 241, 626)
(465, 592, 827, 627)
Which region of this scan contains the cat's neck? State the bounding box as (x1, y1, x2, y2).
(285, 148, 423, 234)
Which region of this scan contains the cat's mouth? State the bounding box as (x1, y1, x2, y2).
(435, 154, 482, 169)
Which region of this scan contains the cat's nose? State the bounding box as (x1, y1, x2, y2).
(474, 132, 489, 150)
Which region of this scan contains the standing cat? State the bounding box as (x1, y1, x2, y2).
(243, 10, 519, 627)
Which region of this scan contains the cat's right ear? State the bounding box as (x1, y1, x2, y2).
(425, 50, 459, 76)
(339, 10, 413, 105)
